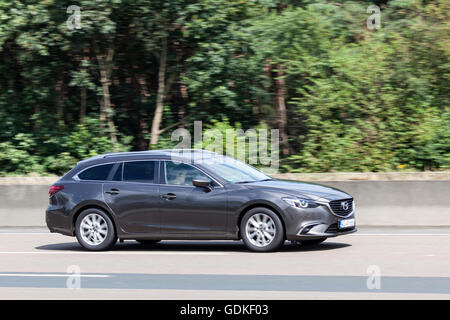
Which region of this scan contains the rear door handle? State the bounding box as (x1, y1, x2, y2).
(161, 193, 176, 200)
(105, 188, 120, 195)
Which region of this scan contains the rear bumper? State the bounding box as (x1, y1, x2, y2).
(46, 206, 74, 236)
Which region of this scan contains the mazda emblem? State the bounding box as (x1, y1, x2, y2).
(341, 201, 349, 210)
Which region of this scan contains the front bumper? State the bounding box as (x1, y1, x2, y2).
(290, 225, 357, 240)
(283, 202, 356, 241)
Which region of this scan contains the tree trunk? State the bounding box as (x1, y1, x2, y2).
(96, 47, 117, 144)
(275, 63, 290, 156)
(138, 119, 149, 150)
(99, 67, 117, 144)
(150, 36, 168, 145)
(178, 72, 188, 127)
(80, 87, 86, 122)
(55, 77, 64, 125)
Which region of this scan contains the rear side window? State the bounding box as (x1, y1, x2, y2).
(111, 162, 123, 181)
(123, 161, 156, 183)
(78, 164, 114, 181)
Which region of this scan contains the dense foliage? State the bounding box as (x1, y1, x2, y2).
(0, 0, 448, 175)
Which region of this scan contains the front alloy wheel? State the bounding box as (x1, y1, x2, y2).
(240, 207, 285, 252)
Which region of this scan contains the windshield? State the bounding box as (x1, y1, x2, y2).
(196, 156, 271, 183)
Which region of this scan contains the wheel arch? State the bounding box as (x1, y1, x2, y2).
(71, 202, 118, 236)
(236, 202, 287, 239)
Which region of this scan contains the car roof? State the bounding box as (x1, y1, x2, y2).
(76, 149, 218, 166)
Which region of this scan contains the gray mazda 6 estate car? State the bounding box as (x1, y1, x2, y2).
(46, 149, 356, 252)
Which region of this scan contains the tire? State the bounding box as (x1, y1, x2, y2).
(136, 240, 161, 245)
(240, 207, 285, 252)
(75, 208, 117, 251)
(299, 237, 327, 245)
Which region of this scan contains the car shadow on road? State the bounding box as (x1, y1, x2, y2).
(35, 240, 351, 253)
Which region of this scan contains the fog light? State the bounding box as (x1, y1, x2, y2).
(301, 225, 314, 234)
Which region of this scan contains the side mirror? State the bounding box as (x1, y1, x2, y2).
(192, 179, 212, 192)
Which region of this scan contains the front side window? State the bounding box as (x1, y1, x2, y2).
(123, 161, 156, 183)
(165, 161, 209, 186)
(77, 163, 114, 181)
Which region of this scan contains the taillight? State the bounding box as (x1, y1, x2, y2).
(49, 185, 64, 197)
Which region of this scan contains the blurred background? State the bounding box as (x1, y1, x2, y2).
(0, 0, 448, 176)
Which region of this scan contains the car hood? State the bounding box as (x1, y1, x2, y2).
(244, 179, 351, 201)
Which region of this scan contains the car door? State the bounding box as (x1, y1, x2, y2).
(103, 160, 161, 234)
(159, 160, 228, 235)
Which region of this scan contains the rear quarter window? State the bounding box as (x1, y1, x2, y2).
(77, 164, 114, 181)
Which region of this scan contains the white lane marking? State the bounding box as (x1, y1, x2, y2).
(0, 233, 51, 235)
(0, 251, 228, 255)
(0, 273, 109, 278)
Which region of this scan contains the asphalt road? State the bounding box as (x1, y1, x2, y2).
(0, 228, 449, 299)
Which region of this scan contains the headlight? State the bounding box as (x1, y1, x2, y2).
(282, 197, 318, 208)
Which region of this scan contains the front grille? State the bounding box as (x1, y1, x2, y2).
(326, 223, 338, 233)
(329, 199, 353, 217)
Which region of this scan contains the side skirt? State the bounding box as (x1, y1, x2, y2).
(119, 233, 239, 241)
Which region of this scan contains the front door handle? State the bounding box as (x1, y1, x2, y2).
(105, 188, 120, 195)
(161, 193, 176, 200)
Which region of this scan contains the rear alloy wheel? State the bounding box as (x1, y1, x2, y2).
(240, 207, 285, 252)
(136, 240, 161, 245)
(75, 208, 117, 251)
